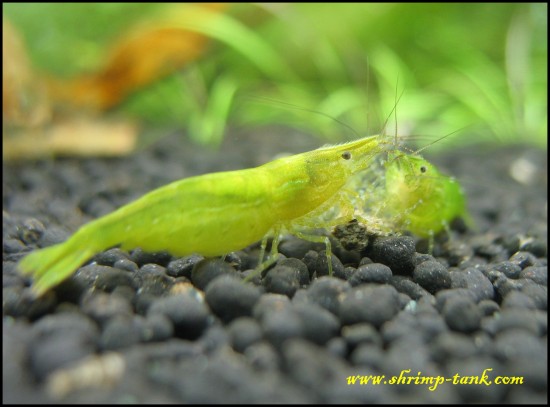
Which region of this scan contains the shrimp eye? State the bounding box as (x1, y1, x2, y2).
(341, 151, 352, 160)
(420, 166, 427, 173)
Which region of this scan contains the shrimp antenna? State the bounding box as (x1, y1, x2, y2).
(394, 75, 401, 147)
(244, 95, 361, 139)
(379, 84, 405, 145)
(365, 56, 371, 138)
(412, 125, 471, 156)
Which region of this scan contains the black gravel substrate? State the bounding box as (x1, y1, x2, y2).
(3, 128, 547, 403)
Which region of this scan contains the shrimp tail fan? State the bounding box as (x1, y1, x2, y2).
(18, 239, 96, 296)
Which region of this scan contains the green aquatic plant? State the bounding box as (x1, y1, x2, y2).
(4, 3, 546, 149)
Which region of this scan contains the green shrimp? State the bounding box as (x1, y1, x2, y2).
(18, 135, 389, 295)
(335, 147, 471, 253)
(363, 149, 472, 248)
(382, 151, 471, 238)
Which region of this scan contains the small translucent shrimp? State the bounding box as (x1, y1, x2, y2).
(382, 150, 471, 238)
(333, 80, 471, 251)
(338, 147, 472, 252)
(18, 135, 390, 295)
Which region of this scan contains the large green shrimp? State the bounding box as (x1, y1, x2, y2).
(18, 135, 390, 295)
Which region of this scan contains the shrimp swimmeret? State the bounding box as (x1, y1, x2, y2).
(18, 135, 392, 295)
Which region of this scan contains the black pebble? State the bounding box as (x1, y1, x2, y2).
(99, 315, 142, 350)
(390, 275, 433, 301)
(492, 308, 540, 335)
(501, 291, 536, 309)
(492, 274, 519, 299)
(134, 264, 174, 296)
(277, 258, 310, 286)
(435, 288, 478, 311)
(493, 329, 546, 362)
(359, 257, 374, 266)
(383, 336, 431, 381)
(302, 250, 318, 278)
(477, 299, 500, 316)
(93, 248, 130, 266)
(205, 275, 262, 323)
(445, 356, 505, 403)
(240, 268, 263, 285)
(314, 252, 345, 279)
(199, 325, 230, 354)
(74, 264, 116, 291)
(279, 236, 324, 260)
(381, 312, 417, 344)
(474, 241, 508, 261)
(2, 261, 22, 287)
(292, 302, 340, 345)
(261, 307, 304, 349)
(325, 337, 348, 359)
(38, 227, 69, 247)
(130, 249, 173, 267)
(253, 294, 291, 321)
(349, 343, 385, 371)
(18, 218, 46, 244)
(148, 294, 211, 339)
(94, 268, 136, 292)
(414, 307, 448, 339)
(3, 238, 26, 254)
(430, 331, 479, 363)
(520, 238, 547, 257)
(349, 263, 392, 286)
(509, 251, 540, 269)
(519, 266, 547, 285)
(497, 234, 521, 254)
(450, 267, 494, 301)
(227, 317, 263, 353)
(282, 339, 349, 393)
(341, 322, 382, 349)
(442, 296, 481, 333)
(305, 277, 351, 315)
(28, 313, 99, 380)
(263, 265, 301, 297)
(339, 285, 401, 327)
(443, 241, 474, 266)
(367, 236, 416, 275)
(504, 359, 547, 397)
(80, 291, 133, 326)
(340, 266, 356, 281)
(413, 260, 452, 294)
(490, 261, 522, 279)
(3, 287, 57, 320)
(231, 250, 257, 271)
(519, 282, 547, 310)
(113, 258, 139, 273)
(191, 258, 236, 290)
(166, 255, 204, 278)
(140, 313, 174, 342)
(244, 341, 281, 372)
(414, 253, 437, 265)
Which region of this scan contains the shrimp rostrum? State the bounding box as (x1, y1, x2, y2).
(18, 135, 390, 295)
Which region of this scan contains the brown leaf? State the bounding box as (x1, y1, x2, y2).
(3, 117, 138, 161)
(48, 3, 227, 110)
(3, 19, 51, 127)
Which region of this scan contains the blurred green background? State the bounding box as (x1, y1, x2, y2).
(4, 3, 547, 151)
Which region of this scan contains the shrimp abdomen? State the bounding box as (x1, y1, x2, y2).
(19, 167, 277, 295)
(87, 168, 278, 256)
